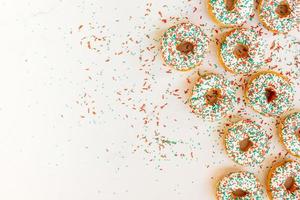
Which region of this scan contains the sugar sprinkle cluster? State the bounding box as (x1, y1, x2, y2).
(64, 0, 300, 197)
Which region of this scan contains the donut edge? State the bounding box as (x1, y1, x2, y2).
(266, 160, 296, 200)
(278, 114, 300, 158)
(217, 29, 238, 74)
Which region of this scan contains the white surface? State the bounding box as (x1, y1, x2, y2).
(0, 0, 299, 199)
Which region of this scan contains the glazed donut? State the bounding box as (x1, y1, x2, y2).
(161, 22, 209, 71)
(245, 71, 294, 117)
(267, 160, 300, 199)
(259, 0, 299, 33)
(208, 0, 254, 27)
(219, 28, 265, 74)
(279, 112, 300, 157)
(225, 119, 271, 166)
(190, 73, 237, 121)
(217, 171, 264, 199)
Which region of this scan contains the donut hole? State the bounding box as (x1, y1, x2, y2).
(265, 88, 277, 103)
(176, 41, 195, 55)
(284, 177, 298, 193)
(296, 128, 300, 140)
(275, 2, 291, 18)
(232, 189, 249, 198)
(226, 0, 237, 11)
(205, 88, 222, 106)
(233, 44, 249, 59)
(239, 137, 253, 152)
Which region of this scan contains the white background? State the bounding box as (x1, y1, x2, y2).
(0, 0, 299, 199)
